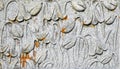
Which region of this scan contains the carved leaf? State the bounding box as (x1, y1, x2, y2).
(99, 53, 113, 64)
(105, 14, 116, 25)
(62, 37, 76, 50)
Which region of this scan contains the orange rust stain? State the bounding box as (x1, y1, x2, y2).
(7, 53, 12, 63)
(41, 37, 46, 41)
(63, 15, 68, 20)
(20, 53, 31, 67)
(38, 37, 46, 41)
(7, 53, 12, 58)
(34, 40, 40, 48)
(61, 27, 66, 37)
(61, 27, 66, 33)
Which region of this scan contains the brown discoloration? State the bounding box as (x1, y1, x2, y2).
(119, 16, 120, 19)
(82, 21, 85, 25)
(89, 24, 95, 28)
(41, 37, 46, 41)
(34, 40, 40, 48)
(7, 53, 12, 58)
(20, 53, 31, 67)
(33, 50, 36, 58)
(82, 21, 95, 28)
(33, 50, 36, 62)
(62, 15, 68, 20)
(61, 27, 66, 33)
(7, 53, 12, 63)
(61, 27, 66, 37)
(38, 37, 46, 41)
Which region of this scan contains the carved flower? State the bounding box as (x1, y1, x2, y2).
(5, 0, 43, 23)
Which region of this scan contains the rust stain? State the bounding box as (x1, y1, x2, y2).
(7, 53, 12, 63)
(34, 40, 40, 48)
(63, 15, 68, 20)
(41, 37, 46, 41)
(7, 53, 12, 58)
(61, 27, 66, 33)
(20, 53, 31, 67)
(38, 37, 46, 41)
(61, 27, 66, 37)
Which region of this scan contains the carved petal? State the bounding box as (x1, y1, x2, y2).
(61, 21, 75, 33)
(29, 2, 42, 16)
(94, 3, 104, 23)
(36, 31, 48, 41)
(71, 1, 86, 12)
(83, 15, 92, 25)
(24, 12, 31, 20)
(92, 14, 98, 25)
(7, 2, 18, 21)
(99, 52, 113, 64)
(83, 6, 93, 25)
(102, 0, 117, 11)
(16, 12, 24, 22)
(105, 14, 116, 25)
(23, 42, 34, 53)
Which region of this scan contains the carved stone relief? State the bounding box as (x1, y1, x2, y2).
(0, 0, 120, 69)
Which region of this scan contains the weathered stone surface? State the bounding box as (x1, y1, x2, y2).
(0, 0, 120, 69)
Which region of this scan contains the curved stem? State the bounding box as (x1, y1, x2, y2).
(64, 1, 71, 15)
(1, 0, 16, 44)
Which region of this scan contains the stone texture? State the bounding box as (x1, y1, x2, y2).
(0, 0, 120, 69)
